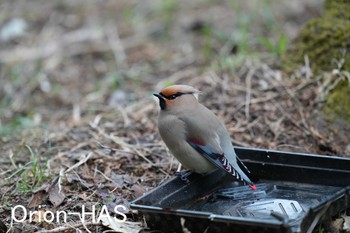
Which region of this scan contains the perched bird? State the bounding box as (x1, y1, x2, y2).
(154, 85, 256, 190)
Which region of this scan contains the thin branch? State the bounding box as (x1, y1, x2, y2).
(105, 23, 127, 67)
(34, 222, 101, 233)
(244, 67, 255, 119)
(64, 152, 93, 174)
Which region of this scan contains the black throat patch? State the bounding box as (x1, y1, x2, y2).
(158, 96, 166, 110)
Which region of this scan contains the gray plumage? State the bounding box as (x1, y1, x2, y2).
(154, 85, 255, 189)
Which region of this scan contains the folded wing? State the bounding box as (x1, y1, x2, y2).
(187, 137, 256, 190)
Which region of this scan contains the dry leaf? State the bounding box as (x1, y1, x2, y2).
(81, 163, 93, 179)
(343, 214, 350, 230)
(110, 172, 134, 188)
(330, 217, 345, 231)
(65, 173, 94, 188)
(31, 210, 46, 223)
(0, 219, 7, 233)
(48, 183, 65, 207)
(131, 184, 145, 198)
(28, 190, 47, 208)
(100, 216, 142, 233)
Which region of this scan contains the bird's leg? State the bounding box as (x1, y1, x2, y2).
(176, 163, 182, 173)
(175, 169, 194, 184)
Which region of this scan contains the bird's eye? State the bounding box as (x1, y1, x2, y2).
(168, 95, 177, 100)
(163, 92, 184, 100)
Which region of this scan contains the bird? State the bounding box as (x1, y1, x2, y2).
(153, 84, 256, 190)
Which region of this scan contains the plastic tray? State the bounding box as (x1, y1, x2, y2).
(131, 147, 350, 233)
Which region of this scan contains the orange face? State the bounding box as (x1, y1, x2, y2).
(160, 86, 182, 98)
(154, 86, 186, 110)
(154, 85, 199, 110)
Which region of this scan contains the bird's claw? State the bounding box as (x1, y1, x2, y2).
(176, 170, 194, 184)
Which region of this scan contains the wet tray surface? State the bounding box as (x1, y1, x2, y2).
(187, 182, 343, 220)
(131, 147, 350, 233)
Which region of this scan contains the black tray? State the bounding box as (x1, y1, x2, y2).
(131, 147, 350, 233)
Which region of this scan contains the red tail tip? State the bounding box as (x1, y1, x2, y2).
(249, 184, 257, 191)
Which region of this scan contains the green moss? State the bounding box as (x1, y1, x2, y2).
(325, 0, 350, 20)
(323, 80, 350, 122)
(282, 0, 350, 123)
(282, 0, 350, 73)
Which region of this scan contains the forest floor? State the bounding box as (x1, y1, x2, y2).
(0, 0, 349, 232)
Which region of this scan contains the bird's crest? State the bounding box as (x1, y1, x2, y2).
(160, 85, 200, 99)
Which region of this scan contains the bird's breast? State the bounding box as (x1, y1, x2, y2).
(158, 114, 215, 173)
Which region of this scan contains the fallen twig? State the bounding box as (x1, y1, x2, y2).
(33, 222, 101, 233)
(64, 152, 93, 174)
(244, 66, 255, 119)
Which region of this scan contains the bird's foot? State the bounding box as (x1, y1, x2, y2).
(176, 170, 194, 184)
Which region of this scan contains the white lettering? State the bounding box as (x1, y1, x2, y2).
(11, 204, 128, 224)
(81, 205, 95, 223)
(114, 205, 127, 222)
(56, 210, 67, 223)
(43, 210, 55, 222)
(11, 205, 27, 222)
(97, 205, 111, 223)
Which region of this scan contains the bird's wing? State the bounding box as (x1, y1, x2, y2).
(187, 137, 256, 190)
(179, 106, 256, 190)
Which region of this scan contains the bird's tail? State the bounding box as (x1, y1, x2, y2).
(236, 156, 251, 174)
(220, 156, 256, 190)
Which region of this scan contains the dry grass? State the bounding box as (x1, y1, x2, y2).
(0, 0, 349, 232)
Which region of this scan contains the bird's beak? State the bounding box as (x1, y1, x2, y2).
(153, 93, 166, 110)
(153, 93, 163, 100)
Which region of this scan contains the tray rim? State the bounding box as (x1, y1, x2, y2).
(130, 147, 350, 231)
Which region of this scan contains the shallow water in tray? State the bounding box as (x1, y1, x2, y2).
(184, 181, 342, 221)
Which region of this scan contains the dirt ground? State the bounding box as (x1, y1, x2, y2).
(0, 0, 349, 232)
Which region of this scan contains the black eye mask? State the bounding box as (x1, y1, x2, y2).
(153, 92, 191, 110)
(160, 92, 185, 100)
